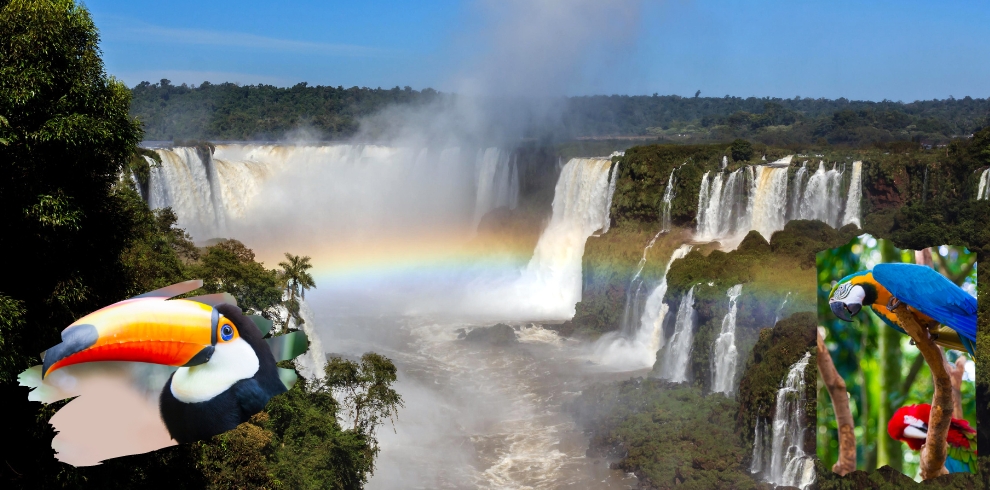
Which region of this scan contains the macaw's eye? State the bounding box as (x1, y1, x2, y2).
(220, 324, 234, 341)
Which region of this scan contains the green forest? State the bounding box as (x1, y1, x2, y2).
(129, 79, 989, 146)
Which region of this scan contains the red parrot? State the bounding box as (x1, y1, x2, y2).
(887, 403, 977, 473)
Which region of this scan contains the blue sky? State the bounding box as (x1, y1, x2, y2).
(87, 0, 989, 101)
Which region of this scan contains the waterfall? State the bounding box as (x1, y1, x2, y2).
(473, 148, 520, 228)
(711, 284, 743, 394)
(657, 285, 696, 382)
(149, 147, 237, 239)
(517, 158, 613, 318)
(749, 166, 790, 239)
(841, 161, 862, 227)
(618, 231, 663, 336)
(797, 162, 844, 228)
(765, 352, 815, 489)
(750, 416, 770, 474)
(978, 168, 990, 200)
(597, 244, 692, 368)
(600, 162, 620, 234)
(660, 166, 678, 233)
(788, 163, 808, 220)
(293, 299, 327, 381)
(695, 168, 748, 241)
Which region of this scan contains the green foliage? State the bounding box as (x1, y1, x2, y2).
(570, 379, 758, 489)
(192, 239, 283, 317)
(324, 353, 403, 436)
(730, 138, 754, 162)
(278, 253, 316, 330)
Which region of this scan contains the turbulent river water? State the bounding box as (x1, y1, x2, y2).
(322, 315, 642, 489)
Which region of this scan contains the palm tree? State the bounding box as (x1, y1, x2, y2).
(278, 253, 316, 332)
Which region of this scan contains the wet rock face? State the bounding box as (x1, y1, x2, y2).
(464, 323, 518, 345)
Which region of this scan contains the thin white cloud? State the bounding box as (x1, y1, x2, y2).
(102, 17, 382, 57)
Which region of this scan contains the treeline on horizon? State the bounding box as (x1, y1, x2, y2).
(131, 79, 989, 146)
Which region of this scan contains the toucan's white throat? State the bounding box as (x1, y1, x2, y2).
(170, 338, 259, 403)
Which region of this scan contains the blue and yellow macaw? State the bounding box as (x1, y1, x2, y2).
(828, 263, 977, 357)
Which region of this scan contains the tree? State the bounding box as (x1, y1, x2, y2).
(730, 138, 753, 162)
(192, 239, 283, 318)
(279, 253, 316, 331)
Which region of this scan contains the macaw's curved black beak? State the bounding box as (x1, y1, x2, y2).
(830, 301, 861, 322)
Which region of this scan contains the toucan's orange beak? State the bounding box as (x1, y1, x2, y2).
(42, 298, 219, 378)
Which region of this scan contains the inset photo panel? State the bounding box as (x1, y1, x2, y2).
(816, 234, 977, 480)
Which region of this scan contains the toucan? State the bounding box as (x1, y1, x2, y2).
(888, 403, 977, 473)
(828, 263, 977, 357)
(19, 280, 306, 465)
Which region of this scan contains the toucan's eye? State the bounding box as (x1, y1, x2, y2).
(220, 324, 234, 341)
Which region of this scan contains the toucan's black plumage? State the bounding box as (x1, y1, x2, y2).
(159, 304, 286, 443)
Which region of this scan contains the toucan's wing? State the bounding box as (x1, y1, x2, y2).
(873, 263, 977, 344)
(19, 362, 176, 466)
(131, 280, 203, 300)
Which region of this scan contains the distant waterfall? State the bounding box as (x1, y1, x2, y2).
(841, 161, 862, 227)
(518, 158, 613, 318)
(765, 352, 815, 489)
(695, 168, 749, 240)
(618, 231, 663, 336)
(294, 299, 327, 381)
(695, 158, 860, 247)
(711, 284, 743, 394)
(788, 163, 808, 219)
(774, 292, 791, 326)
(595, 244, 693, 369)
(600, 162, 620, 234)
(657, 285, 696, 383)
(978, 168, 990, 200)
(796, 162, 844, 228)
(660, 166, 678, 233)
(473, 148, 520, 228)
(750, 416, 770, 475)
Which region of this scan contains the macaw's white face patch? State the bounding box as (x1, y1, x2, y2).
(170, 337, 259, 403)
(831, 283, 866, 305)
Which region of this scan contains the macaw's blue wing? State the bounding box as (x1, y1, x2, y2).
(873, 263, 977, 348)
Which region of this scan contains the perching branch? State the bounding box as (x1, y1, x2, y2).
(946, 355, 966, 420)
(817, 328, 856, 475)
(892, 306, 951, 479)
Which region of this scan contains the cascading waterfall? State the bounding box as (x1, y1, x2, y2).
(695, 157, 861, 247)
(618, 231, 663, 336)
(765, 352, 815, 489)
(514, 158, 614, 318)
(788, 162, 808, 219)
(293, 299, 328, 381)
(840, 160, 862, 227)
(595, 244, 693, 369)
(695, 168, 748, 240)
(977, 168, 989, 200)
(750, 416, 769, 474)
(149, 147, 238, 239)
(796, 162, 844, 228)
(711, 284, 743, 394)
(473, 148, 520, 228)
(660, 166, 678, 233)
(657, 285, 696, 383)
(600, 162, 620, 234)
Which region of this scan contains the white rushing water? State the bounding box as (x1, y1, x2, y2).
(617, 231, 663, 336)
(841, 161, 863, 227)
(750, 416, 769, 474)
(978, 168, 990, 200)
(656, 285, 696, 382)
(660, 166, 678, 233)
(765, 352, 815, 489)
(711, 284, 743, 394)
(473, 148, 520, 229)
(509, 158, 614, 318)
(774, 291, 792, 326)
(595, 244, 693, 370)
(145, 144, 519, 241)
(599, 162, 620, 234)
(695, 159, 861, 247)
